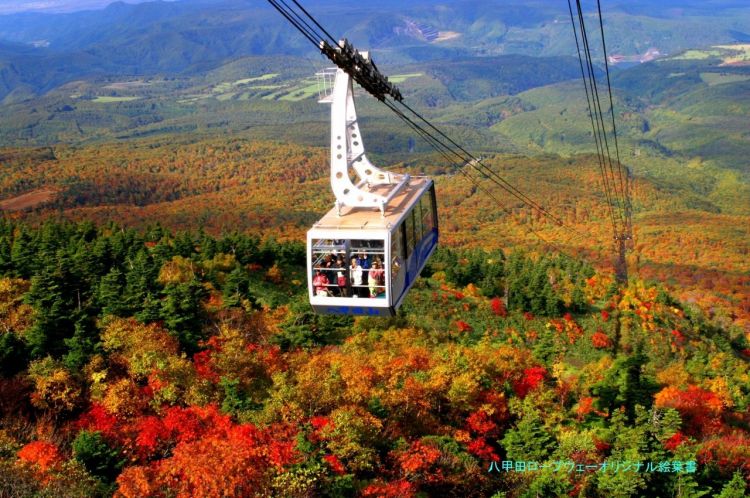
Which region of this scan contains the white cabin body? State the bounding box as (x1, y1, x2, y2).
(307, 177, 438, 316)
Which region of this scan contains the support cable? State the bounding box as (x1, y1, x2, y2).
(381, 98, 575, 250)
(566, 0, 619, 237)
(267, 0, 320, 46)
(595, 0, 628, 205)
(576, 0, 624, 227)
(575, 0, 627, 225)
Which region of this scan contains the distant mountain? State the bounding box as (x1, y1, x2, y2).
(0, 0, 746, 102)
(0, 0, 170, 15)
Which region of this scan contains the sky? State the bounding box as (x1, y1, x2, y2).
(0, 0, 175, 14)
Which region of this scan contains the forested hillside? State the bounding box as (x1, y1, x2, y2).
(0, 221, 747, 497)
(0, 137, 745, 329)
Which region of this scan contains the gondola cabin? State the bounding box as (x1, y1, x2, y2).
(306, 59, 439, 316)
(308, 178, 437, 316)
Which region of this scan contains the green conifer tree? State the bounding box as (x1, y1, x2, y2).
(24, 266, 76, 358)
(716, 472, 748, 498)
(222, 266, 250, 308)
(501, 403, 555, 462)
(124, 250, 158, 311)
(98, 268, 127, 317)
(0, 236, 12, 274)
(160, 279, 207, 353)
(10, 229, 36, 278)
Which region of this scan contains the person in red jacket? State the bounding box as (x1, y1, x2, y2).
(313, 270, 330, 297)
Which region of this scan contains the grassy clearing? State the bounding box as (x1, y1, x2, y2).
(92, 96, 140, 103)
(235, 73, 279, 84)
(672, 49, 722, 60)
(212, 82, 233, 93)
(699, 72, 750, 86)
(248, 84, 283, 90)
(213, 74, 283, 99)
(672, 45, 750, 65)
(714, 44, 750, 65)
(389, 73, 424, 83)
(279, 80, 319, 101)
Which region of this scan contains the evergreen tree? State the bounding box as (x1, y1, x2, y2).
(274, 298, 353, 350)
(716, 472, 748, 498)
(123, 250, 158, 312)
(72, 430, 125, 483)
(24, 265, 76, 358)
(10, 229, 36, 278)
(501, 403, 555, 462)
(91, 236, 113, 273)
(595, 407, 648, 497)
(222, 266, 252, 308)
(151, 237, 175, 266)
(174, 232, 195, 258)
(63, 316, 100, 370)
(98, 268, 128, 317)
(479, 249, 505, 297)
(38, 221, 65, 261)
(0, 332, 29, 377)
(198, 229, 217, 261)
(0, 236, 12, 275)
(591, 348, 660, 422)
(135, 291, 163, 323)
(161, 279, 207, 353)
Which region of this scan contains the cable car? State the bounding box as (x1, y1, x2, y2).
(307, 63, 438, 316)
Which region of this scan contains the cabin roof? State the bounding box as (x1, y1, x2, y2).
(311, 177, 432, 231)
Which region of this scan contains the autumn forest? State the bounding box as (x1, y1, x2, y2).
(0, 0, 750, 497)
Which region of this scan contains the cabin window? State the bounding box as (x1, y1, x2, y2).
(413, 199, 424, 242)
(391, 231, 402, 280)
(404, 210, 415, 257)
(420, 194, 434, 236)
(311, 239, 386, 299)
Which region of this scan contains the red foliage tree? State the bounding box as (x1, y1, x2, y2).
(77, 403, 118, 437)
(664, 431, 687, 451)
(396, 440, 442, 476)
(591, 330, 611, 349)
(323, 454, 345, 475)
(116, 414, 299, 497)
(466, 410, 497, 437)
(134, 416, 169, 459)
(654, 386, 724, 437)
(512, 367, 546, 398)
(361, 479, 417, 498)
(697, 433, 750, 477)
(17, 441, 62, 473)
(455, 320, 472, 333)
(490, 297, 507, 317)
(577, 396, 595, 420)
(192, 350, 220, 383)
(467, 438, 498, 461)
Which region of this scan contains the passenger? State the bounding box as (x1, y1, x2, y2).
(357, 251, 371, 287)
(312, 270, 329, 297)
(336, 257, 347, 297)
(369, 260, 385, 298)
(350, 257, 363, 297)
(323, 254, 337, 295)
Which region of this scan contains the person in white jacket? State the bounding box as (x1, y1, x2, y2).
(350, 257, 363, 297)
